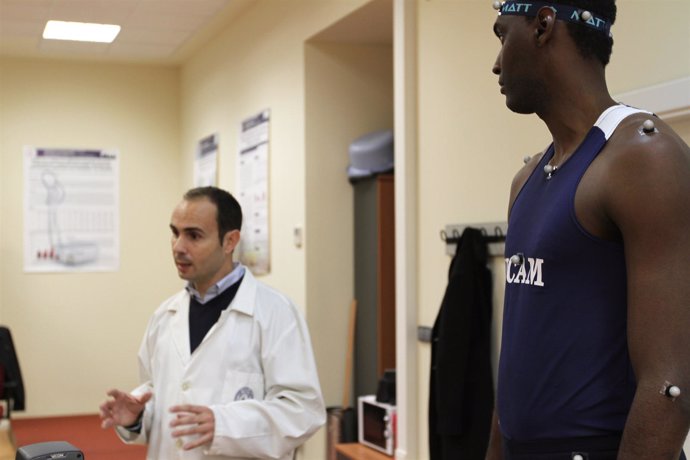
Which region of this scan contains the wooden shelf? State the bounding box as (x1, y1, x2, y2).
(335, 442, 392, 460)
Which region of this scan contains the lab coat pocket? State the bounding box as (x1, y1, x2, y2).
(224, 369, 265, 403)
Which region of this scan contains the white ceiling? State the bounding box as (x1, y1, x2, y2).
(0, 0, 254, 65)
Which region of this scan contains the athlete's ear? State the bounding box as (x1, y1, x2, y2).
(535, 6, 556, 44)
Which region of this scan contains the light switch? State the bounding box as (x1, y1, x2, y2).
(293, 226, 303, 248)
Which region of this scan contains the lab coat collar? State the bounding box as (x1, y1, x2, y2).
(185, 262, 245, 304)
(164, 267, 257, 317)
(225, 268, 257, 317)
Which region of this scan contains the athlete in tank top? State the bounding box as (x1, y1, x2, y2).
(488, 2, 690, 457)
(499, 104, 646, 440)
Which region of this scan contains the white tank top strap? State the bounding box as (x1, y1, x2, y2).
(594, 104, 652, 140)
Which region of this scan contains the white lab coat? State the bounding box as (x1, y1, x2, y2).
(117, 269, 326, 459)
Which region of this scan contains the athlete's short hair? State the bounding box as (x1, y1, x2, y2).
(183, 186, 243, 244)
(555, 0, 617, 66)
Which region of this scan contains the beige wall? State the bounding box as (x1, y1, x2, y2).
(608, 0, 690, 93)
(304, 41, 393, 406)
(180, 0, 368, 305)
(416, 0, 690, 458)
(0, 0, 688, 457)
(0, 57, 182, 416)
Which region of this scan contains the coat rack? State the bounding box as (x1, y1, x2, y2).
(418, 222, 509, 344)
(441, 222, 508, 257)
(419, 222, 508, 344)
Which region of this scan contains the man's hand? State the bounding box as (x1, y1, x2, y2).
(99, 389, 152, 429)
(169, 404, 216, 451)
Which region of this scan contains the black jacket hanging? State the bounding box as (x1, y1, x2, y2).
(429, 227, 494, 459)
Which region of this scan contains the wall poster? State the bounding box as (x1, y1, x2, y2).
(23, 146, 120, 272)
(194, 133, 219, 187)
(236, 110, 270, 275)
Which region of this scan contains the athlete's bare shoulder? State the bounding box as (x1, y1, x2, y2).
(577, 111, 689, 239)
(596, 111, 690, 226)
(601, 111, 689, 167)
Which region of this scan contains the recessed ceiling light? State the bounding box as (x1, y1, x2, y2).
(43, 20, 121, 43)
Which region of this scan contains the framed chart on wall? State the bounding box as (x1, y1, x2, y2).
(23, 146, 120, 273)
(194, 133, 219, 187)
(236, 110, 270, 275)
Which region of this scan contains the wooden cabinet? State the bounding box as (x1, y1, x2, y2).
(353, 174, 396, 399)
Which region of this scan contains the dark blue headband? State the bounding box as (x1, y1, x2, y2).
(493, 1, 612, 36)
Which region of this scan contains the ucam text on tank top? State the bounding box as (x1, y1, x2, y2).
(504, 256, 544, 286)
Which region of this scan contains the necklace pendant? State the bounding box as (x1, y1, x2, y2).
(544, 164, 558, 180)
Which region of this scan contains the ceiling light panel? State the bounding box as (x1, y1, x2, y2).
(43, 20, 121, 43)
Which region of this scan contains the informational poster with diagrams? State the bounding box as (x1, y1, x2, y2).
(194, 133, 219, 187)
(236, 110, 270, 275)
(23, 147, 120, 272)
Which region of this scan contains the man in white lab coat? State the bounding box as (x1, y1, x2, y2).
(99, 186, 325, 460)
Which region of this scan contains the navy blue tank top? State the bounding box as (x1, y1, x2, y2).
(498, 105, 650, 440)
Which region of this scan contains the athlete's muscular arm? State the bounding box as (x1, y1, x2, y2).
(485, 410, 504, 460)
(603, 117, 690, 459)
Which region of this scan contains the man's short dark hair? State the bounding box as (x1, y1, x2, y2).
(183, 186, 243, 244)
(557, 0, 617, 66)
